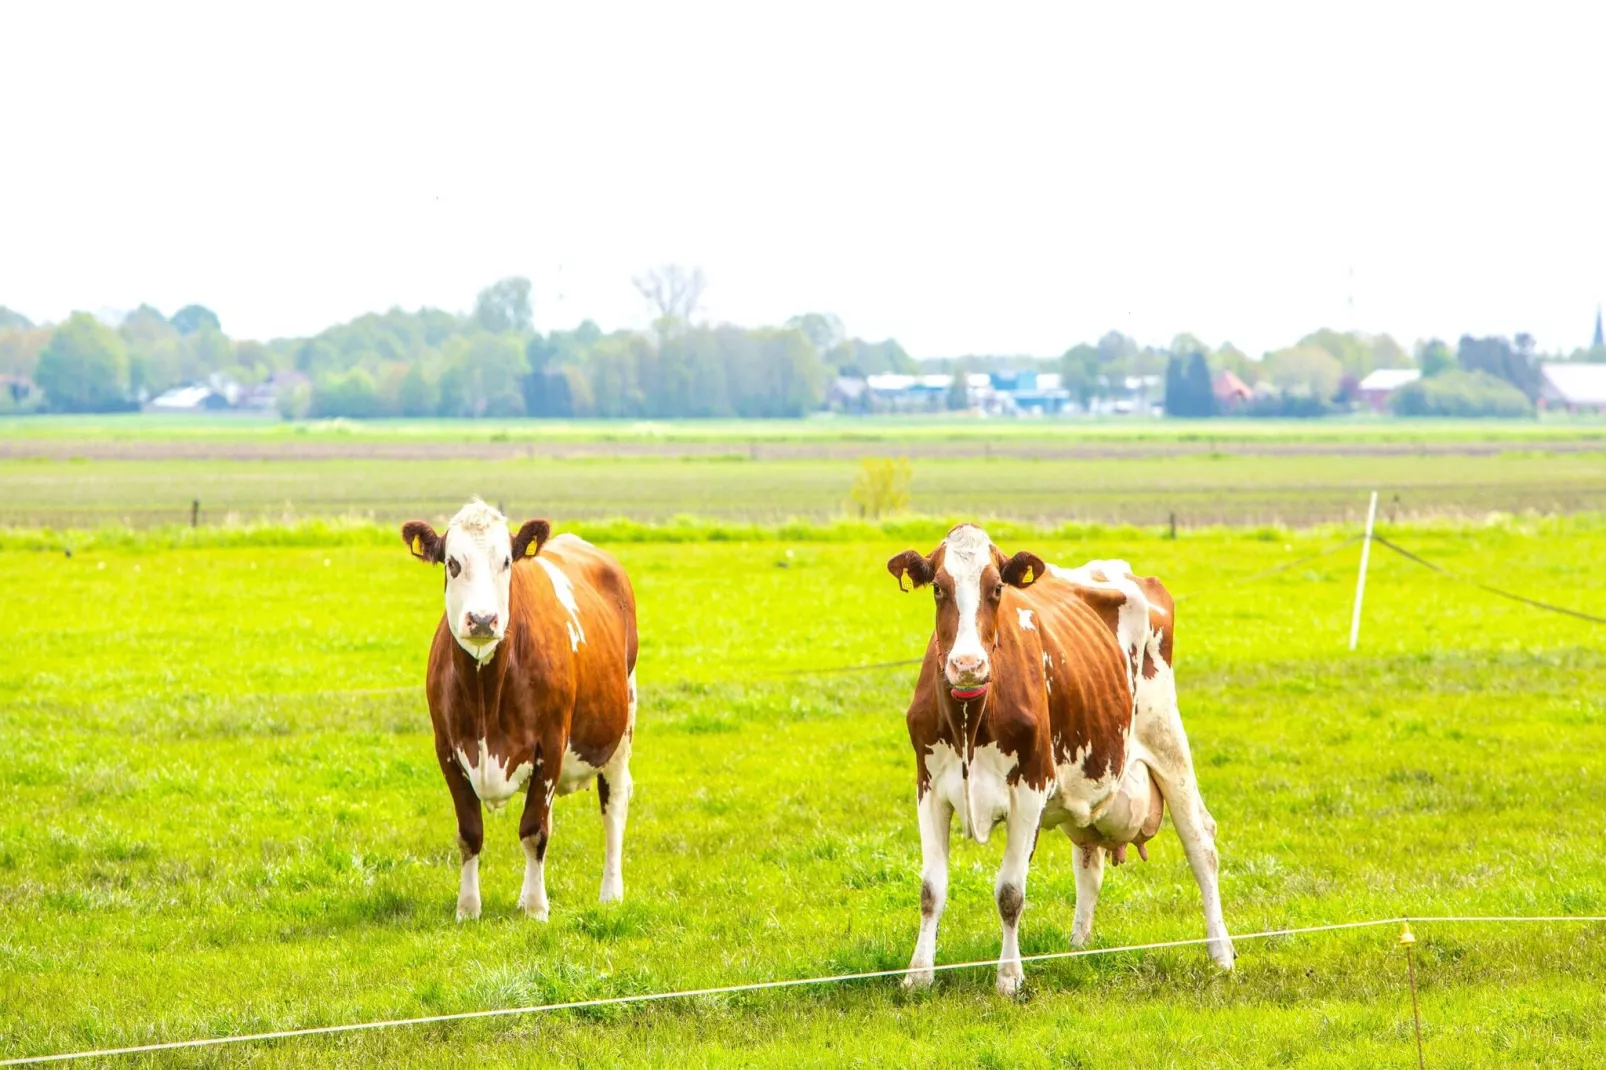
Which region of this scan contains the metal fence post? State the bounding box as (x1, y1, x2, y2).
(1348, 490, 1379, 651)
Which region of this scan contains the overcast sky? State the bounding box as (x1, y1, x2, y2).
(4, 3, 1603, 358)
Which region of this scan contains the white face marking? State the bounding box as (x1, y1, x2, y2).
(441, 500, 515, 661)
(454, 738, 534, 811)
(942, 524, 993, 685)
(1017, 608, 1036, 631)
(536, 557, 586, 651)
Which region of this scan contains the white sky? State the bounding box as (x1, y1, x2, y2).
(3, 2, 1603, 358)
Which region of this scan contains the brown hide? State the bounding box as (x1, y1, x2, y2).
(425, 536, 637, 849)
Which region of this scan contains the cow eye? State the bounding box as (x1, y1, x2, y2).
(447, 558, 461, 579)
(503, 556, 511, 570)
(933, 586, 944, 601)
(992, 583, 1004, 600)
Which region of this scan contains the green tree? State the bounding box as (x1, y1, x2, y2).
(35, 313, 132, 412)
(1264, 345, 1344, 400)
(473, 278, 533, 334)
(786, 312, 846, 356)
(171, 304, 221, 336)
(1390, 370, 1534, 418)
(1164, 351, 1216, 417)
(397, 363, 437, 416)
(947, 364, 970, 411)
(0, 306, 33, 330)
(1418, 339, 1455, 377)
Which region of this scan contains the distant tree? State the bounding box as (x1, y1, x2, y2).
(170, 304, 221, 336)
(633, 264, 707, 324)
(36, 312, 132, 411)
(1457, 335, 1541, 399)
(310, 368, 383, 418)
(1417, 339, 1456, 377)
(849, 457, 912, 518)
(1263, 345, 1344, 400)
(0, 306, 33, 331)
(786, 312, 846, 356)
(397, 364, 437, 417)
(1059, 342, 1102, 408)
(1390, 370, 1534, 418)
(947, 364, 970, 411)
(473, 277, 534, 334)
(1164, 350, 1216, 417)
(0, 325, 49, 380)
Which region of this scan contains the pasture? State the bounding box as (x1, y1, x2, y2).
(3, 416, 1606, 529)
(3, 516, 1604, 1065)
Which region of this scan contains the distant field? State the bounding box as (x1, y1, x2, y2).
(3, 449, 1604, 529)
(3, 521, 1603, 1065)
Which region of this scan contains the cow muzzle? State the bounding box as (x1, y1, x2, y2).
(945, 653, 989, 701)
(463, 612, 500, 642)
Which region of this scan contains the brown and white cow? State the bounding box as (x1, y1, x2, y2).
(887, 523, 1232, 995)
(402, 500, 638, 921)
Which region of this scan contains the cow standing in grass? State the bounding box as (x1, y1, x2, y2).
(402, 500, 638, 921)
(887, 524, 1233, 995)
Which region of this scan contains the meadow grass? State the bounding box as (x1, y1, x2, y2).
(2, 520, 1604, 1065)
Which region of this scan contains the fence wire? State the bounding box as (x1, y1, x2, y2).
(5, 915, 1602, 1065)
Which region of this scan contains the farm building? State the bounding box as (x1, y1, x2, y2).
(1356, 368, 1421, 411)
(146, 384, 233, 413)
(1538, 362, 1606, 412)
(1213, 370, 1252, 411)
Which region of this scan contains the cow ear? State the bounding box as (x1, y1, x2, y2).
(401, 521, 444, 565)
(1001, 551, 1046, 588)
(887, 549, 935, 592)
(512, 519, 551, 560)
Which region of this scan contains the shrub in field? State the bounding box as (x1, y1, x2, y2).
(1389, 370, 1535, 418)
(848, 457, 912, 519)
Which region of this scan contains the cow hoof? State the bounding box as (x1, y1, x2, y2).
(456, 897, 481, 922)
(1070, 927, 1091, 949)
(519, 897, 550, 922)
(1209, 939, 1235, 970)
(599, 881, 623, 904)
(902, 968, 934, 991)
(995, 973, 1024, 999)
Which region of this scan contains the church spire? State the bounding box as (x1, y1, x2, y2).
(1594, 304, 1604, 349)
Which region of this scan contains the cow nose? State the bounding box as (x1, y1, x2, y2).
(466, 612, 499, 637)
(948, 652, 986, 682)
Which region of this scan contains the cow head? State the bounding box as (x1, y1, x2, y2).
(401, 499, 550, 662)
(887, 524, 1044, 701)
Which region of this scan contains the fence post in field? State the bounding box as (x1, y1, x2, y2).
(1169, 512, 1177, 540)
(1348, 490, 1379, 651)
(191, 499, 199, 528)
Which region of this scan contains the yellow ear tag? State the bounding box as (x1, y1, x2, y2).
(411, 535, 423, 556)
(1022, 566, 1034, 584)
(525, 540, 538, 556)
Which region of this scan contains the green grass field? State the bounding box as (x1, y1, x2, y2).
(3, 516, 1604, 1066)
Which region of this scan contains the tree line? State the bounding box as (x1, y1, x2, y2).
(2, 273, 1601, 418)
(0, 273, 916, 419)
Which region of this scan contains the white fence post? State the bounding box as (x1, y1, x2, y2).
(1349, 490, 1379, 651)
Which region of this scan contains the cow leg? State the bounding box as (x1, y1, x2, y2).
(597, 720, 633, 904)
(1152, 767, 1234, 968)
(1069, 841, 1105, 948)
(903, 788, 952, 990)
(994, 785, 1046, 998)
(518, 775, 554, 921)
(437, 748, 484, 921)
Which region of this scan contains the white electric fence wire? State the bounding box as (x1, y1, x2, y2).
(5, 915, 1604, 1066)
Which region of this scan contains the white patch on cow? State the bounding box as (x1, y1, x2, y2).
(454, 738, 534, 812)
(519, 835, 549, 921)
(942, 524, 993, 683)
(441, 499, 515, 662)
(556, 744, 603, 797)
(1017, 608, 1035, 631)
(1050, 559, 1150, 702)
(456, 853, 480, 921)
(923, 738, 1018, 845)
(537, 557, 586, 651)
